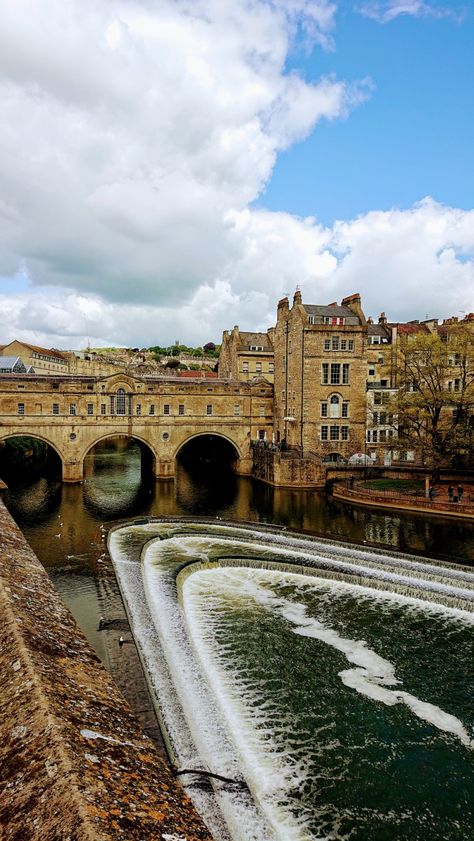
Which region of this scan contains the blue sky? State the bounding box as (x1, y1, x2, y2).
(0, 0, 472, 347)
(263, 1, 473, 224)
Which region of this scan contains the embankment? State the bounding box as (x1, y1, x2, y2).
(0, 499, 212, 841)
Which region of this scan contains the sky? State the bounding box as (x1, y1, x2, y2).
(0, 0, 472, 349)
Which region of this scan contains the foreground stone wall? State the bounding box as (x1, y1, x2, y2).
(0, 500, 212, 841)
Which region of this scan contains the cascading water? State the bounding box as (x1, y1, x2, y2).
(108, 520, 474, 841)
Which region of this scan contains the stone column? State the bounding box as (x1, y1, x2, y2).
(155, 459, 175, 480)
(62, 460, 83, 483)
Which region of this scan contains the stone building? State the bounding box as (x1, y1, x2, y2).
(218, 326, 275, 382)
(0, 340, 69, 374)
(272, 290, 368, 461)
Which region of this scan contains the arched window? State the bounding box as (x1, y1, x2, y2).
(116, 388, 126, 415)
(330, 394, 340, 418)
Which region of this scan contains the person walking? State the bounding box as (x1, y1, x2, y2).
(448, 485, 454, 502)
(458, 485, 464, 502)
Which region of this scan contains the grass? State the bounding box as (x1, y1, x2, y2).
(361, 479, 424, 494)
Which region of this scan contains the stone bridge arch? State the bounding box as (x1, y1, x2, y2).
(174, 430, 242, 461)
(0, 430, 65, 480)
(81, 431, 158, 463)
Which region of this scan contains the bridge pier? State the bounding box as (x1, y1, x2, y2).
(62, 461, 84, 483)
(155, 458, 175, 480)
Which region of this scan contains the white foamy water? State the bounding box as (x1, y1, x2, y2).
(108, 521, 474, 841)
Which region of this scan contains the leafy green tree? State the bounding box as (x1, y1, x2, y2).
(395, 327, 474, 471)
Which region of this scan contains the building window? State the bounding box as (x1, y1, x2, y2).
(206, 404, 213, 415)
(163, 404, 170, 415)
(330, 425, 340, 441)
(321, 402, 328, 417)
(52, 403, 59, 415)
(87, 403, 93, 415)
(250, 345, 264, 351)
(243, 362, 249, 373)
(234, 404, 241, 415)
(368, 368, 375, 376)
(110, 396, 115, 415)
(322, 363, 329, 384)
(348, 340, 354, 351)
(454, 379, 460, 392)
(341, 426, 349, 440)
(332, 337, 339, 351)
(342, 364, 349, 384)
(149, 404, 155, 415)
(269, 362, 274, 373)
(342, 401, 349, 418)
(330, 394, 340, 418)
(101, 403, 106, 415)
(308, 315, 316, 325)
(256, 362, 262, 373)
(330, 364, 340, 385)
(321, 425, 328, 440)
(258, 429, 266, 440)
(259, 406, 265, 417)
(136, 404, 141, 415)
(179, 404, 185, 415)
(18, 403, 25, 415)
(324, 339, 330, 351)
(117, 388, 126, 415)
(340, 339, 347, 351)
(69, 404, 76, 416)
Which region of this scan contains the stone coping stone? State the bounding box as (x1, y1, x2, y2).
(0, 499, 213, 841)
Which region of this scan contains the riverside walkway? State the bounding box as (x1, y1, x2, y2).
(333, 481, 474, 520)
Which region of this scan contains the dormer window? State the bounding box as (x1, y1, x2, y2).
(250, 345, 264, 351)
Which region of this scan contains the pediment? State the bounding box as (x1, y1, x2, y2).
(99, 373, 138, 391)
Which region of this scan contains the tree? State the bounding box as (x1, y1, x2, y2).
(394, 327, 474, 471)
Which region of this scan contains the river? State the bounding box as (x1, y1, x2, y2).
(2, 439, 474, 840)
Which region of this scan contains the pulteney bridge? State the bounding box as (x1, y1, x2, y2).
(0, 373, 274, 482)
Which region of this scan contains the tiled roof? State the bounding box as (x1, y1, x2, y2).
(238, 331, 274, 351)
(390, 322, 430, 336)
(304, 304, 356, 318)
(1, 340, 68, 360)
(368, 324, 391, 337)
(23, 342, 68, 360)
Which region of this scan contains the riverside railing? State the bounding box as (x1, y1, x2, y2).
(335, 482, 474, 512)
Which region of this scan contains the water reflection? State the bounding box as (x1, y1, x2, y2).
(3, 440, 474, 574)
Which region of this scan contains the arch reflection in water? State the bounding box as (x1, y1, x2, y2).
(109, 521, 474, 841)
(83, 437, 155, 518)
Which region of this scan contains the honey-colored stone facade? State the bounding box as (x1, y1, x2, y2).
(218, 326, 275, 382)
(0, 373, 274, 481)
(273, 291, 367, 460)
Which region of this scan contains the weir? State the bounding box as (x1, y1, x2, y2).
(108, 519, 474, 841)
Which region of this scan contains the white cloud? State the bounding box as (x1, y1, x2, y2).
(355, 1, 464, 24)
(1, 199, 473, 347)
(0, 0, 354, 306)
(0, 1, 471, 349)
